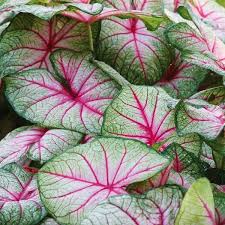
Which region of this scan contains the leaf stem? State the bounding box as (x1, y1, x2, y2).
(88, 24, 94, 52)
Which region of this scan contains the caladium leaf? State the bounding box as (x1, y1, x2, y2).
(214, 192, 225, 225)
(163, 0, 185, 12)
(68, 2, 104, 15)
(157, 51, 206, 99)
(206, 134, 225, 169)
(0, 163, 46, 225)
(13, 4, 68, 20)
(175, 178, 216, 225)
(127, 164, 172, 194)
(82, 186, 183, 225)
(128, 135, 204, 192)
(5, 51, 119, 134)
(93, 59, 130, 86)
(28, 128, 83, 163)
(164, 143, 208, 177)
(0, 0, 30, 8)
(0, 13, 92, 77)
(191, 86, 225, 105)
(201, 142, 216, 168)
(98, 0, 163, 16)
(166, 20, 225, 77)
(0, 127, 46, 167)
(188, 0, 225, 42)
(96, 0, 172, 85)
(38, 137, 170, 224)
(0, 126, 83, 166)
(159, 133, 202, 156)
(163, 143, 208, 189)
(0, 8, 14, 25)
(175, 99, 225, 140)
(216, 185, 225, 193)
(102, 85, 178, 146)
(168, 170, 196, 189)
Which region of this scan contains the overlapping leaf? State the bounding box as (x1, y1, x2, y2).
(191, 86, 225, 105)
(188, 0, 225, 42)
(38, 137, 170, 224)
(168, 170, 196, 189)
(165, 143, 208, 176)
(166, 19, 225, 77)
(96, 0, 172, 85)
(127, 164, 172, 193)
(102, 85, 178, 146)
(82, 186, 183, 225)
(206, 134, 225, 169)
(200, 142, 216, 168)
(4, 50, 119, 134)
(0, 163, 46, 225)
(157, 51, 206, 98)
(175, 99, 225, 140)
(0, 126, 83, 166)
(128, 136, 205, 192)
(162, 143, 207, 189)
(0, 13, 92, 77)
(175, 178, 216, 225)
(158, 133, 202, 156)
(163, 0, 185, 12)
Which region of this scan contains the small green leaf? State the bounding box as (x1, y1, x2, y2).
(175, 178, 215, 225)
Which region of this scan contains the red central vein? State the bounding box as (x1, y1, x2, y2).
(130, 86, 154, 142)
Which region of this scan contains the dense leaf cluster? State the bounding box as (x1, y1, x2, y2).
(0, 0, 224, 224)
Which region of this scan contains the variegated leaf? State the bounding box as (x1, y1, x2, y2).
(0, 163, 46, 225)
(102, 85, 178, 146)
(4, 51, 119, 134)
(38, 137, 170, 224)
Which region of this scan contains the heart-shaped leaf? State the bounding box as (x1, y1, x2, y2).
(166, 20, 225, 77)
(38, 137, 170, 224)
(82, 186, 183, 225)
(0, 13, 92, 78)
(175, 99, 225, 140)
(0, 163, 46, 225)
(175, 178, 216, 225)
(157, 51, 206, 98)
(0, 126, 83, 166)
(4, 50, 119, 134)
(96, 0, 172, 85)
(102, 85, 178, 146)
(188, 0, 225, 42)
(191, 86, 225, 105)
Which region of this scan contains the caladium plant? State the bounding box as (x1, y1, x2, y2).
(0, 0, 225, 224)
